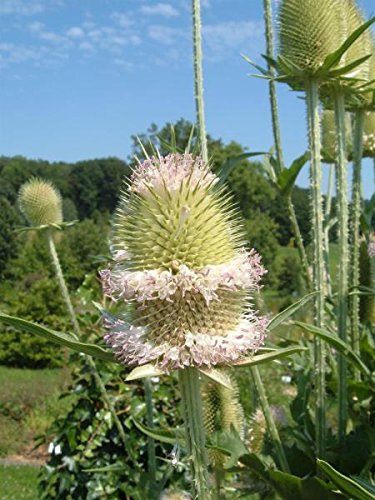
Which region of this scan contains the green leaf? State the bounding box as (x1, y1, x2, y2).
(125, 364, 164, 381)
(317, 460, 374, 500)
(294, 322, 370, 376)
(329, 54, 372, 77)
(232, 346, 307, 367)
(132, 418, 185, 446)
(242, 54, 270, 76)
(198, 367, 233, 389)
(277, 152, 309, 195)
(216, 152, 266, 184)
(0, 313, 116, 363)
(321, 17, 375, 72)
(268, 291, 318, 331)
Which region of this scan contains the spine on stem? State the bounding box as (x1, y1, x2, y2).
(192, 0, 208, 162)
(351, 109, 365, 369)
(332, 89, 349, 444)
(179, 368, 211, 500)
(305, 78, 326, 459)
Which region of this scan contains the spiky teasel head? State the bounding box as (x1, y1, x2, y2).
(201, 371, 245, 468)
(321, 110, 353, 163)
(160, 490, 191, 500)
(359, 237, 375, 324)
(100, 153, 267, 371)
(363, 112, 375, 157)
(277, 0, 342, 75)
(18, 178, 63, 226)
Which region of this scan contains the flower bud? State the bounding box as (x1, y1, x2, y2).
(101, 153, 267, 371)
(321, 110, 352, 163)
(363, 112, 375, 158)
(18, 178, 63, 226)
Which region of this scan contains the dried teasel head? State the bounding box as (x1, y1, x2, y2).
(321, 109, 353, 163)
(18, 178, 63, 227)
(100, 153, 267, 371)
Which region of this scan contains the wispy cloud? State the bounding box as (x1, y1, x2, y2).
(203, 21, 264, 60)
(147, 25, 185, 45)
(0, 0, 45, 16)
(140, 3, 179, 18)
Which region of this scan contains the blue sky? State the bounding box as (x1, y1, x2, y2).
(0, 0, 374, 197)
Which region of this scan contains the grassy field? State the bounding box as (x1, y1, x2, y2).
(0, 464, 39, 499)
(0, 366, 70, 457)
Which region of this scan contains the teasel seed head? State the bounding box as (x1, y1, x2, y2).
(101, 153, 267, 371)
(201, 371, 245, 468)
(18, 178, 63, 227)
(277, 0, 342, 75)
(321, 109, 353, 163)
(360, 238, 375, 324)
(246, 408, 267, 455)
(363, 112, 375, 157)
(160, 490, 191, 500)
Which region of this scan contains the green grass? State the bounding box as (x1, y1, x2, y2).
(0, 366, 72, 457)
(0, 464, 39, 499)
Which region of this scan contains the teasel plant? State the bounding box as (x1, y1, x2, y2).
(17, 178, 133, 460)
(350, 45, 375, 383)
(275, 0, 374, 458)
(261, 0, 311, 291)
(101, 153, 268, 499)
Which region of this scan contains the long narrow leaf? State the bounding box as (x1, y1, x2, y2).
(0, 313, 116, 363)
(277, 152, 309, 195)
(317, 460, 374, 500)
(125, 364, 164, 381)
(132, 418, 185, 446)
(268, 291, 318, 331)
(294, 322, 370, 376)
(216, 152, 265, 184)
(233, 346, 307, 367)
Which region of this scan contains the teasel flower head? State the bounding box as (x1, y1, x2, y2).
(363, 112, 375, 157)
(100, 153, 267, 371)
(360, 238, 375, 324)
(202, 371, 246, 468)
(368, 234, 375, 259)
(321, 109, 353, 163)
(160, 490, 191, 500)
(18, 178, 63, 226)
(277, 0, 342, 75)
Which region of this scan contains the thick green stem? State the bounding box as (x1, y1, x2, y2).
(179, 368, 211, 500)
(251, 367, 290, 473)
(305, 78, 326, 459)
(46, 232, 133, 460)
(262, 0, 310, 289)
(333, 90, 349, 445)
(323, 163, 335, 298)
(351, 109, 365, 377)
(144, 378, 157, 488)
(192, 0, 208, 162)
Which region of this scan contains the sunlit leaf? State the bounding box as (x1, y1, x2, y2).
(317, 460, 374, 500)
(125, 364, 164, 381)
(232, 346, 307, 367)
(132, 418, 185, 446)
(268, 291, 317, 331)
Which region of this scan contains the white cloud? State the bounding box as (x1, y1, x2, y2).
(111, 11, 134, 28)
(140, 3, 179, 18)
(28, 20, 44, 32)
(203, 21, 263, 59)
(148, 25, 183, 45)
(66, 27, 84, 38)
(0, 0, 45, 16)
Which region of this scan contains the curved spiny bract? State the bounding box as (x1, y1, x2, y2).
(101, 153, 267, 371)
(18, 178, 63, 226)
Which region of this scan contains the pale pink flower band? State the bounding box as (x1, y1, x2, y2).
(100, 249, 266, 305)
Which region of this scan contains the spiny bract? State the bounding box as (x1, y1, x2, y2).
(277, 0, 342, 74)
(101, 153, 267, 371)
(18, 178, 63, 226)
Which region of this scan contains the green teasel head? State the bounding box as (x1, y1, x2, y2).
(363, 111, 375, 157)
(100, 153, 267, 371)
(277, 0, 342, 75)
(359, 238, 375, 324)
(202, 371, 245, 468)
(18, 178, 63, 227)
(321, 109, 353, 163)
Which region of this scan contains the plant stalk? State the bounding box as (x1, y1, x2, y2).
(323, 163, 335, 298)
(46, 232, 133, 460)
(332, 89, 349, 445)
(262, 0, 310, 288)
(192, 0, 208, 162)
(251, 367, 290, 473)
(179, 367, 211, 500)
(351, 109, 365, 377)
(305, 78, 326, 459)
(144, 378, 157, 489)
